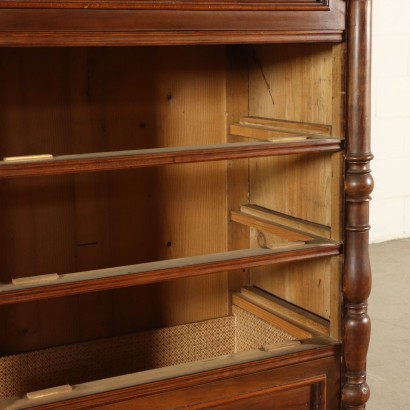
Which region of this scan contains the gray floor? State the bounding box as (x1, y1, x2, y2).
(367, 239, 410, 409)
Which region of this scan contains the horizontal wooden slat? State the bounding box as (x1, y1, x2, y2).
(240, 287, 330, 335)
(0, 140, 341, 179)
(0, 243, 340, 306)
(230, 124, 309, 141)
(232, 293, 312, 339)
(239, 117, 332, 136)
(231, 211, 314, 241)
(240, 205, 331, 239)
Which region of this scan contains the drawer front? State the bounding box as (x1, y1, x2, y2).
(167, 382, 321, 410)
(94, 355, 340, 410)
(108, 382, 322, 410)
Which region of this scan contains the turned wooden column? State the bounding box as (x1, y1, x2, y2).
(343, 0, 373, 409)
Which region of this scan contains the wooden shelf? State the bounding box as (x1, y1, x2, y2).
(0, 139, 341, 179)
(0, 242, 340, 306)
(1, 339, 339, 410)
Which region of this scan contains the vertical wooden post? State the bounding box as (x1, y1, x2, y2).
(343, 0, 373, 409)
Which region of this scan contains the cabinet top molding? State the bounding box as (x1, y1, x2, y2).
(0, 0, 330, 11)
(0, 0, 345, 46)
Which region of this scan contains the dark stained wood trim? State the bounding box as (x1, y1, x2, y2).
(0, 1, 328, 12)
(343, 0, 373, 409)
(0, 243, 340, 306)
(0, 9, 345, 32)
(0, 4, 346, 46)
(0, 30, 344, 46)
(0, 0, 329, 11)
(0, 139, 341, 179)
(25, 344, 341, 410)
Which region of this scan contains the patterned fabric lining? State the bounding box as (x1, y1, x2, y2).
(0, 307, 295, 398)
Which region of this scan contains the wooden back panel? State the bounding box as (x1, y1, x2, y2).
(0, 46, 228, 354)
(246, 44, 343, 329)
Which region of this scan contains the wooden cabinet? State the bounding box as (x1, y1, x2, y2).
(0, 1, 372, 409)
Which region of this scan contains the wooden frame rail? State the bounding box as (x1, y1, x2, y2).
(0, 139, 341, 178)
(0, 242, 340, 306)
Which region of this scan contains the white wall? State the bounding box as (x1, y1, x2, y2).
(370, 0, 410, 243)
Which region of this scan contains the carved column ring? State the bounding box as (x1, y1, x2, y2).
(345, 172, 374, 198)
(342, 382, 370, 408)
(345, 154, 374, 162)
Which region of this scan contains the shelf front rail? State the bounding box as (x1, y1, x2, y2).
(0, 242, 340, 306)
(0, 139, 341, 178)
